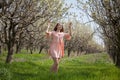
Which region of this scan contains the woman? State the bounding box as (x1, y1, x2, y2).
(46, 21, 72, 72)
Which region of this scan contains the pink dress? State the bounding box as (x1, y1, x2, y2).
(46, 31, 71, 58)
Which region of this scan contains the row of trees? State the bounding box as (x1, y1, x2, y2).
(77, 0, 120, 67)
(0, 0, 104, 63)
(64, 21, 104, 57)
(0, 0, 70, 63)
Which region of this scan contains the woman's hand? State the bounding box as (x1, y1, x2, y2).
(47, 21, 51, 28)
(46, 21, 51, 33)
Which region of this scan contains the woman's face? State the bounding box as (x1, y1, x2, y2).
(57, 24, 62, 30)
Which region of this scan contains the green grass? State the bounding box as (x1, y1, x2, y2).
(0, 51, 120, 80)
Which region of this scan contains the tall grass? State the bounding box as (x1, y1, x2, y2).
(0, 51, 120, 80)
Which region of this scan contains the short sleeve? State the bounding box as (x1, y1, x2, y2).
(64, 33, 71, 40)
(46, 31, 53, 38)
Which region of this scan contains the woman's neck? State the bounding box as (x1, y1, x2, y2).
(56, 30, 60, 32)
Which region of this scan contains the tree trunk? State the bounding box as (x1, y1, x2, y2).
(3, 45, 7, 51)
(30, 48, 33, 54)
(115, 53, 120, 67)
(15, 43, 20, 54)
(6, 45, 14, 63)
(106, 40, 120, 67)
(15, 42, 22, 54)
(109, 48, 120, 67)
(39, 46, 44, 54)
(77, 50, 80, 56)
(26, 46, 29, 52)
(68, 49, 71, 57)
(0, 45, 1, 55)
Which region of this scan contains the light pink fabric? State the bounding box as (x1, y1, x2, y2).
(46, 31, 71, 58)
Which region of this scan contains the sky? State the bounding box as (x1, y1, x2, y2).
(64, 0, 91, 22)
(64, 0, 87, 22)
(64, 0, 104, 46)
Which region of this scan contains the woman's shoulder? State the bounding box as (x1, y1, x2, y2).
(51, 31, 55, 33)
(61, 32, 67, 35)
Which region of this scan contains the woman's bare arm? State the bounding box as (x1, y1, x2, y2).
(46, 21, 50, 33)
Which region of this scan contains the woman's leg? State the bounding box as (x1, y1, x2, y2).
(56, 58, 60, 72)
(51, 57, 60, 72)
(50, 59, 56, 72)
(58, 58, 61, 63)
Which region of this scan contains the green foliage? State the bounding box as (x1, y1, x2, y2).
(0, 52, 120, 80)
(0, 68, 11, 80)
